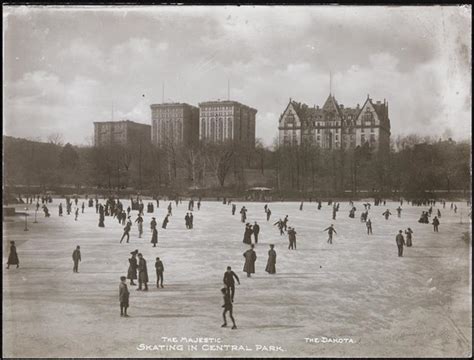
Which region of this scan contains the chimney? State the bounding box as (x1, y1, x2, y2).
(340, 104, 344, 109)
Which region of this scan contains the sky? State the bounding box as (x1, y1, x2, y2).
(3, 5, 471, 147)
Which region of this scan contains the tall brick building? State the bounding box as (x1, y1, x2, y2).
(94, 120, 151, 147)
(150, 103, 199, 147)
(198, 100, 257, 147)
(278, 94, 391, 154)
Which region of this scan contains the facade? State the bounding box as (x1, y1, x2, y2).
(278, 94, 391, 154)
(150, 103, 199, 147)
(93, 120, 151, 147)
(198, 100, 257, 147)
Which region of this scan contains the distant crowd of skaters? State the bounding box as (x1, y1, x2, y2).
(6, 193, 472, 328)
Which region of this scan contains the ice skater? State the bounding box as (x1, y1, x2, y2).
(72, 245, 81, 273)
(253, 221, 260, 243)
(135, 214, 144, 238)
(396, 230, 406, 257)
(323, 224, 337, 244)
(265, 245, 276, 274)
(151, 227, 158, 247)
(243, 244, 257, 278)
(119, 276, 130, 317)
(432, 216, 440, 232)
(405, 228, 413, 247)
(223, 266, 240, 302)
(162, 214, 170, 229)
(120, 218, 132, 243)
(127, 250, 138, 286)
(7, 241, 19, 269)
(137, 253, 149, 291)
(155, 257, 164, 288)
(221, 287, 237, 329)
(366, 219, 373, 235)
(382, 209, 392, 220)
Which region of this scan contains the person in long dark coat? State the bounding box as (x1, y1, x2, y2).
(59, 203, 63, 216)
(405, 228, 413, 247)
(265, 245, 276, 274)
(119, 276, 130, 317)
(72, 245, 81, 273)
(127, 250, 138, 286)
(98, 204, 105, 227)
(253, 222, 260, 243)
(7, 241, 19, 269)
(151, 228, 158, 247)
(150, 217, 157, 231)
(137, 253, 149, 291)
(242, 223, 252, 244)
(162, 214, 169, 229)
(243, 244, 257, 277)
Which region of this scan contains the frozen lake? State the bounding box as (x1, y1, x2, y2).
(3, 199, 472, 357)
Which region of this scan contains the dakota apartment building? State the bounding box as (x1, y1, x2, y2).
(278, 94, 391, 153)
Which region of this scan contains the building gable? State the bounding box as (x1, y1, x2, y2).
(279, 102, 301, 128)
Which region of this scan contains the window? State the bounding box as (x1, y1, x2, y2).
(361, 128, 365, 133)
(370, 134, 376, 142)
(361, 134, 365, 143)
(335, 135, 339, 140)
(371, 128, 375, 133)
(317, 129, 320, 134)
(317, 136, 320, 141)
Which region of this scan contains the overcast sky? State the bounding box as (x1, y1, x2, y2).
(3, 5, 471, 147)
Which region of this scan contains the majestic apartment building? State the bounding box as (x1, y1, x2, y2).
(150, 103, 199, 147)
(198, 100, 257, 147)
(93, 120, 151, 147)
(278, 94, 391, 153)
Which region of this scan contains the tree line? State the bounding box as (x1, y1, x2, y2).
(3, 134, 470, 198)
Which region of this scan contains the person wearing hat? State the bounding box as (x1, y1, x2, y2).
(223, 266, 240, 302)
(72, 245, 81, 273)
(240, 206, 247, 223)
(137, 253, 149, 291)
(150, 217, 157, 231)
(265, 245, 276, 274)
(151, 226, 158, 247)
(396, 230, 406, 257)
(243, 244, 257, 278)
(155, 257, 164, 288)
(120, 217, 132, 243)
(127, 250, 138, 285)
(7, 241, 19, 269)
(119, 276, 130, 317)
(242, 223, 253, 245)
(135, 214, 144, 238)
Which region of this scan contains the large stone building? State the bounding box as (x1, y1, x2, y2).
(150, 103, 199, 147)
(278, 94, 391, 153)
(93, 120, 151, 147)
(198, 100, 257, 147)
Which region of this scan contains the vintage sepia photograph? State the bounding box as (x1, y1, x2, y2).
(2, 4, 472, 358)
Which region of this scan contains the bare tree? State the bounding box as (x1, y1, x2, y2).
(204, 142, 235, 187)
(47, 133, 64, 147)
